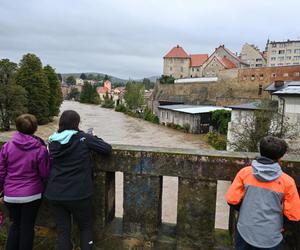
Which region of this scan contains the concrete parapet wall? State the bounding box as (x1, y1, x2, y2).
(0, 142, 299, 249)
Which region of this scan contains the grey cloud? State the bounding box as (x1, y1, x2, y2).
(0, 0, 300, 79)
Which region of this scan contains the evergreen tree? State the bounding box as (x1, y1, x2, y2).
(15, 53, 50, 124)
(80, 81, 100, 104)
(0, 59, 27, 130)
(80, 73, 87, 80)
(66, 75, 76, 86)
(57, 73, 62, 82)
(44, 65, 63, 117)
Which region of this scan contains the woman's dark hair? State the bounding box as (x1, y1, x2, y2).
(15, 114, 38, 135)
(259, 136, 288, 161)
(58, 110, 80, 133)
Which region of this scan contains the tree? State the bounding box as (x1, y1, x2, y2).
(211, 110, 231, 134)
(15, 54, 50, 124)
(80, 73, 87, 80)
(57, 73, 62, 82)
(66, 75, 76, 86)
(228, 101, 299, 152)
(124, 81, 144, 110)
(80, 82, 100, 104)
(104, 74, 111, 81)
(68, 87, 80, 101)
(142, 78, 154, 90)
(159, 75, 175, 84)
(44, 65, 63, 117)
(0, 59, 27, 130)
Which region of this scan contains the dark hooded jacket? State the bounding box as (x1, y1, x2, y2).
(45, 130, 112, 200)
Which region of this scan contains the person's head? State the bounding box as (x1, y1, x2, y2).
(259, 136, 288, 161)
(58, 110, 80, 133)
(15, 114, 38, 135)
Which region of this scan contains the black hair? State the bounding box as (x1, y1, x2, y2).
(58, 110, 80, 133)
(15, 114, 38, 135)
(259, 136, 288, 161)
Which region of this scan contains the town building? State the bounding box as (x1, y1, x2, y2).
(97, 80, 112, 100)
(240, 43, 267, 68)
(226, 102, 274, 151)
(163, 44, 248, 79)
(158, 104, 230, 133)
(163, 45, 191, 79)
(265, 39, 300, 67)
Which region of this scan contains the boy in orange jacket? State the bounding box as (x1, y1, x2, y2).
(226, 136, 300, 249)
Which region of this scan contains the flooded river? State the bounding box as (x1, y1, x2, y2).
(59, 101, 211, 149)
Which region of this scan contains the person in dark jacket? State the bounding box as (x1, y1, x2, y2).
(45, 110, 112, 250)
(0, 114, 51, 250)
(226, 136, 300, 249)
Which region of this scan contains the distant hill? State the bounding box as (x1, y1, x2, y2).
(61, 72, 128, 85)
(60, 73, 160, 85)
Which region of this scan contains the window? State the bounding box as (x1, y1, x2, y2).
(279, 43, 285, 48)
(259, 74, 264, 80)
(251, 75, 255, 80)
(258, 84, 263, 95)
(271, 57, 276, 61)
(197, 68, 199, 72)
(286, 56, 292, 60)
(272, 73, 276, 77)
(191, 75, 193, 78)
(180, 67, 183, 72)
(180, 75, 183, 78)
(272, 44, 277, 48)
(271, 64, 275, 66)
(283, 73, 289, 77)
(293, 62, 300, 65)
(278, 63, 284, 66)
(294, 56, 300, 60)
(256, 58, 262, 62)
(256, 64, 262, 67)
(166, 112, 169, 119)
(294, 72, 300, 76)
(161, 111, 165, 118)
(294, 49, 300, 54)
(278, 50, 285, 54)
(286, 49, 292, 54)
(192, 68, 194, 72)
(243, 75, 247, 80)
(170, 66, 172, 71)
(180, 59, 184, 63)
(278, 56, 284, 61)
(272, 50, 276, 54)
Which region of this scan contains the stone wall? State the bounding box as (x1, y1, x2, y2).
(163, 58, 190, 79)
(0, 142, 299, 249)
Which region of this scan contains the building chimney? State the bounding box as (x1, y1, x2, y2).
(274, 80, 284, 88)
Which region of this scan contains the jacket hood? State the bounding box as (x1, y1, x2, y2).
(252, 156, 282, 182)
(49, 130, 78, 144)
(11, 132, 43, 150)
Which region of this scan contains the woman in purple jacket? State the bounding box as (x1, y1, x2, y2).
(0, 114, 51, 250)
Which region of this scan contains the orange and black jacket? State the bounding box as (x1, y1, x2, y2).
(226, 156, 300, 248)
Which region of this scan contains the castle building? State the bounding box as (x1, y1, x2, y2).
(163, 45, 247, 79)
(266, 39, 300, 67)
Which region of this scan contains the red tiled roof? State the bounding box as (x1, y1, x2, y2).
(190, 54, 208, 67)
(97, 86, 109, 94)
(221, 45, 247, 64)
(215, 56, 237, 69)
(164, 45, 190, 58)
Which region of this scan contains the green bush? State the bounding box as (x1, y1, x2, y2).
(207, 132, 227, 150)
(101, 99, 115, 109)
(159, 75, 175, 84)
(115, 104, 128, 113)
(143, 107, 159, 124)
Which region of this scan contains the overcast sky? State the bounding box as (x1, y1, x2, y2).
(0, 0, 299, 79)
